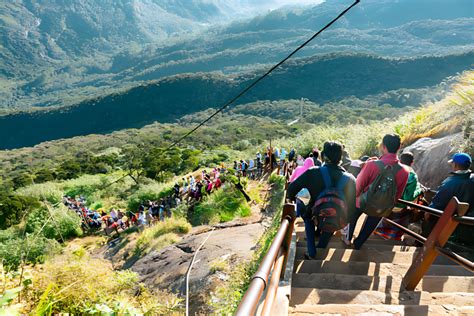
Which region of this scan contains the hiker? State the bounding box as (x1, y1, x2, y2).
(289, 157, 315, 217)
(296, 155, 305, 167)
(173, 182, 180, 198)
(374, 152, 423, 240)
(256, 157, 263, 177)
(182, 177, 188, 193)
(341, 145, 352, 170)
(311, 148, 322, 167)
(346, 155, 370, 178)
(248, 159, 255, 179)
(346, 134, 409, 249)
(289, 148, 296, 162)
(288, 141, 356, 259)
(279, 148, 287, 170)
(423, 153, 473, 245)
(189, 175, 196, 190)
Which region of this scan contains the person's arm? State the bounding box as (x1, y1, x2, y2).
(344, 175, 357, 216)
(429, 180, 453, 211)
(287, 169, 312, 201)
(395, 168, 409, 201)
(356, 161, 376, 198)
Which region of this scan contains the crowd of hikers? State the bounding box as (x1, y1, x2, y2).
(63, 167, 230, 236)
(63, 134, 473, 247)
(63, 193, 180, 236)
(285, 134, 473, 259)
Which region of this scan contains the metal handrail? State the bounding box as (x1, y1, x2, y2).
(397, 199, 444, 217)
(398, 199, 474, 225)
(393, 198, 473, 278)
(453, 215, 474, 226)
(236, 163, 295, 316)
(235, 212, 293, 316)
(435, 246, 474, 271)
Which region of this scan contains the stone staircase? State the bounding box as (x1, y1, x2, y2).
(289, 219, 474, 315)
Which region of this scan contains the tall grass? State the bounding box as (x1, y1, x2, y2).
(22, 253, 183, 315)
(192, 184, 251, 225)
(211, 175, 286, 314)
(135, 218, 191, 255)
(395, 70, 473, 149)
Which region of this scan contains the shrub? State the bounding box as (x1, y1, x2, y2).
(127, 183, 173, 211)
(0, 193, 41, 229)
(26, 206, 83, 241)
(192, 185, 251, 225)
(0, 234, 61, 272)
(135, 218, 191, 254)
(24, 254, 183, 314)
(16, 182, 63, 205)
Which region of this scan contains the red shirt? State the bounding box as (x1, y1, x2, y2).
(356, 153, 409, 208)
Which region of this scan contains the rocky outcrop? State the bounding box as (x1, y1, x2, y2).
(402, 133, 463, 189)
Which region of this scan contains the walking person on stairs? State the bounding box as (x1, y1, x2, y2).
(347, 134, 410, 250)
(287, 141, 356, 259)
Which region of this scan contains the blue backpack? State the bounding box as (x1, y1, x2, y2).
(312, 167, 349, 233)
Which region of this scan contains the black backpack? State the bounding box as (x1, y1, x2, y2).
(311, 167, 349, 233)
(360, 161, 401, 218)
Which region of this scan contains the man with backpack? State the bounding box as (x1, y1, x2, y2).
(288, 141, 356, 259)
(424, 153, 473, 245)
(374, 151, 424, 240)
(347, 134, 409, 250)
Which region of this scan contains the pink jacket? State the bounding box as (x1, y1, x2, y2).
(355, 153, 409, 208)
(290, 158, 315, 182)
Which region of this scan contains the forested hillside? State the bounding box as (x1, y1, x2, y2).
(1, 52, 471, 149)
(1, 0, 473, 110)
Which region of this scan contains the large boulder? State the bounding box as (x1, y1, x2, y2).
(402, 133, 463, 189)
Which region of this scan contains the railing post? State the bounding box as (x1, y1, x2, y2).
(402, 197, 469, 290)
(280, 203, 296, 272)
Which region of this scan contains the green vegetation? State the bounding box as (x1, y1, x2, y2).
(395, 71, 474, 154)
(211, 175, 286, 314)
(20, 253, 183, 315)
(135, 218, 191, 255)
(2, 52, 472, 149)
(192, 184, 251, 225)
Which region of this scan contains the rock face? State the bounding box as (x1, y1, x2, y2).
(130, 223, 265, 312)
(402, 133, 463, 189)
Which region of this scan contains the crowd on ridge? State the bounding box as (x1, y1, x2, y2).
(63, 194, 181, 235)
(284, 134, 473, 259)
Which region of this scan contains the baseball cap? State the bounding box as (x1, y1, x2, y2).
(448, 153, 472, 166)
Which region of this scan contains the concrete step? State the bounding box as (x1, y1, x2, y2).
(293, 260, 473, 277)
(295, 230, 404, 246)
(290, 288, 474, 306)
(295, 247, 417, 264)
(297, 240, 417, 252)
(290, 304, 474, 316)
(295, 247, 458, 265)
(291, 273, 474, 292)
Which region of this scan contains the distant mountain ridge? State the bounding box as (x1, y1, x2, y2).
(0, 52, 472, 149)
(1, 0, 473, 110)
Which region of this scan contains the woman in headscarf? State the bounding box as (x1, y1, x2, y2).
(290, 157, 315, 183)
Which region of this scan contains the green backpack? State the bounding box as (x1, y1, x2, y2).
(360, 161, 401, 218)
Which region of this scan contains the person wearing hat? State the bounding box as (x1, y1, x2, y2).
(423, 152, 474, 245)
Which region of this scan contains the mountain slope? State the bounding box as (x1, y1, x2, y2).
(1, 0, 473, 110)
(0, 52, 472, 149)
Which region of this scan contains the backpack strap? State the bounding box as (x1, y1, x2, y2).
(320, 166, 332, 189)
(375, 160, 402, 175)
(336, 174, 349, 192)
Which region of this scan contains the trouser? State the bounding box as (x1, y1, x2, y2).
(303, 216, 333, 257)
(348, 208, 382, 250)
